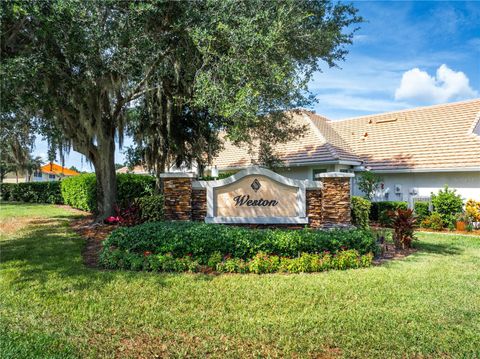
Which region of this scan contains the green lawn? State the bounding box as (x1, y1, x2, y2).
(1, 203, 479, 358)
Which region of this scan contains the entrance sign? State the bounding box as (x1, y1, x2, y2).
(193, 167, 322, 224)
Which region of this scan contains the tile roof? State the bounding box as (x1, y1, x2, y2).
(211, 111, 360, 169)
(116, 165, 150, 174)
(41, 163, 79, 176)
(212, 99, 480, 171)
(330, 99, 480, 170)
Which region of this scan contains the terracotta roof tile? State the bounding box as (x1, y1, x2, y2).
(41, 163, 79, 176)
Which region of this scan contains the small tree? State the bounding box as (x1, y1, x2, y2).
(431, 185, 463, 227)
(357, 171, 383, 200)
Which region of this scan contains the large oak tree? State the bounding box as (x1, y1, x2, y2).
(1, 0, 361, 220)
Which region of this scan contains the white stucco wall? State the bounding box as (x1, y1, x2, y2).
(352, 171, 480, 207)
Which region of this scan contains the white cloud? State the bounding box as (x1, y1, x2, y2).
(395, 64, 478, 104)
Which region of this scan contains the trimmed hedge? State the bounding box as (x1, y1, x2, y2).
(351, 196, 371, 230)
(100, 221, 379, 271)
(370, 201, 408, 226)
(61, 173, 155, 212)
(414, 202, 431, 223)
(60, 174, 96, 211)
(1, 182, 62, 204)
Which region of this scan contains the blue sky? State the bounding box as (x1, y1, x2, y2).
(34, 1, 480, 170)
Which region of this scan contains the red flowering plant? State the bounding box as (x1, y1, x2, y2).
(114, 203, 142, 227)
(388, 209, 417, 249)
(104, 216, 119, 225)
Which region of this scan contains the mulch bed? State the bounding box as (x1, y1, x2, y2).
(373, 243, 417, 265)
(70, 216, 118, 268)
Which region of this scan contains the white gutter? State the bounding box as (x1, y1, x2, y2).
(358, 167, 480, 174)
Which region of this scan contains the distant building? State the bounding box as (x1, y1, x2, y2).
(3, 163, 80, 183)
(209, 99, 480, 207)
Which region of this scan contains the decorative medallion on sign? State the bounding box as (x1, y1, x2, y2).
(251, 178, 261, 192)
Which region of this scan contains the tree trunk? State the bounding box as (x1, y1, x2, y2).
(91, 137, 117, 222)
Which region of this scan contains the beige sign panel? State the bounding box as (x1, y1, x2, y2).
(192, 166, 322, 224)
(214, 175, 299, 218)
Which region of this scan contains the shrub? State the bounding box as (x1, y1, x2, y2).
(421, 212, 444, 231)
(215, 250, 373, 274)
(370, 201, 408, 226)
(207, 251, 223, 269)
(61, 174, 96, 211)
(465, 199, 480, 222)
(100, 222, 379, 270)
(388, 209, 416, 249)
(0, 182, 62, 204)
(136, 195, 164, 222)
(61, 173, 155, 212)
(116, 173, 155, 207)
(351, 196, 371, 230)
(431, 185, 463, 228)
(332, 249, 361, 270)
(0, 183, 15, 201)
(200, 172, 236, 181)
(216, 258, 248, 273)
(414, 202, 431, 223)
(248, 252, 281, 274)
(115, 203, 142, 227)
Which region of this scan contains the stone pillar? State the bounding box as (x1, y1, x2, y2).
(191, 188, 207, 221)
(160, 173, 195, 221)
(317, 172, 354, 228)
(306, 189, 322, 228)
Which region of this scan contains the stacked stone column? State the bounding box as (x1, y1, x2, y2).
(160, 173, 195, 221)
(317, 172, 354, 228)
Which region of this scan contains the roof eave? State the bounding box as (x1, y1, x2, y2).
(214, 159, 362, 171)
(364, 167, 480, 174)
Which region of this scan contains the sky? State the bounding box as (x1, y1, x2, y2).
(33, 1, 480, 171)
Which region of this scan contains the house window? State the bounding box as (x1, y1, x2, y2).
(49, 174, 56, 179)
(340, 169, 351, 173)
(312, 168, 327, 180)
(34, 171, 42, 178)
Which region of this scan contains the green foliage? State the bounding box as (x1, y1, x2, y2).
(0, 182, 62, 204)
(388, 209, 417, 249)
(431, 186, 464, 227)
(0, 183, 14, 201)
(100, 221, 379, 271)
(414, 202, 431, 223)
(61, 174, 97, 212)
(421, 212, 444, 231)
(2, 0, 361, 218)
(116, 174, 155, 207)
(200, 172, 236, 181)
(370, 201, 408, 226)
(357, 172, 383, 200)
(61, 174, 155, 212)
(351, 196, 371, 230)
(215, 250, 373, 274)
(136, 195, 164, 222)
(207, 252, 223, 269)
